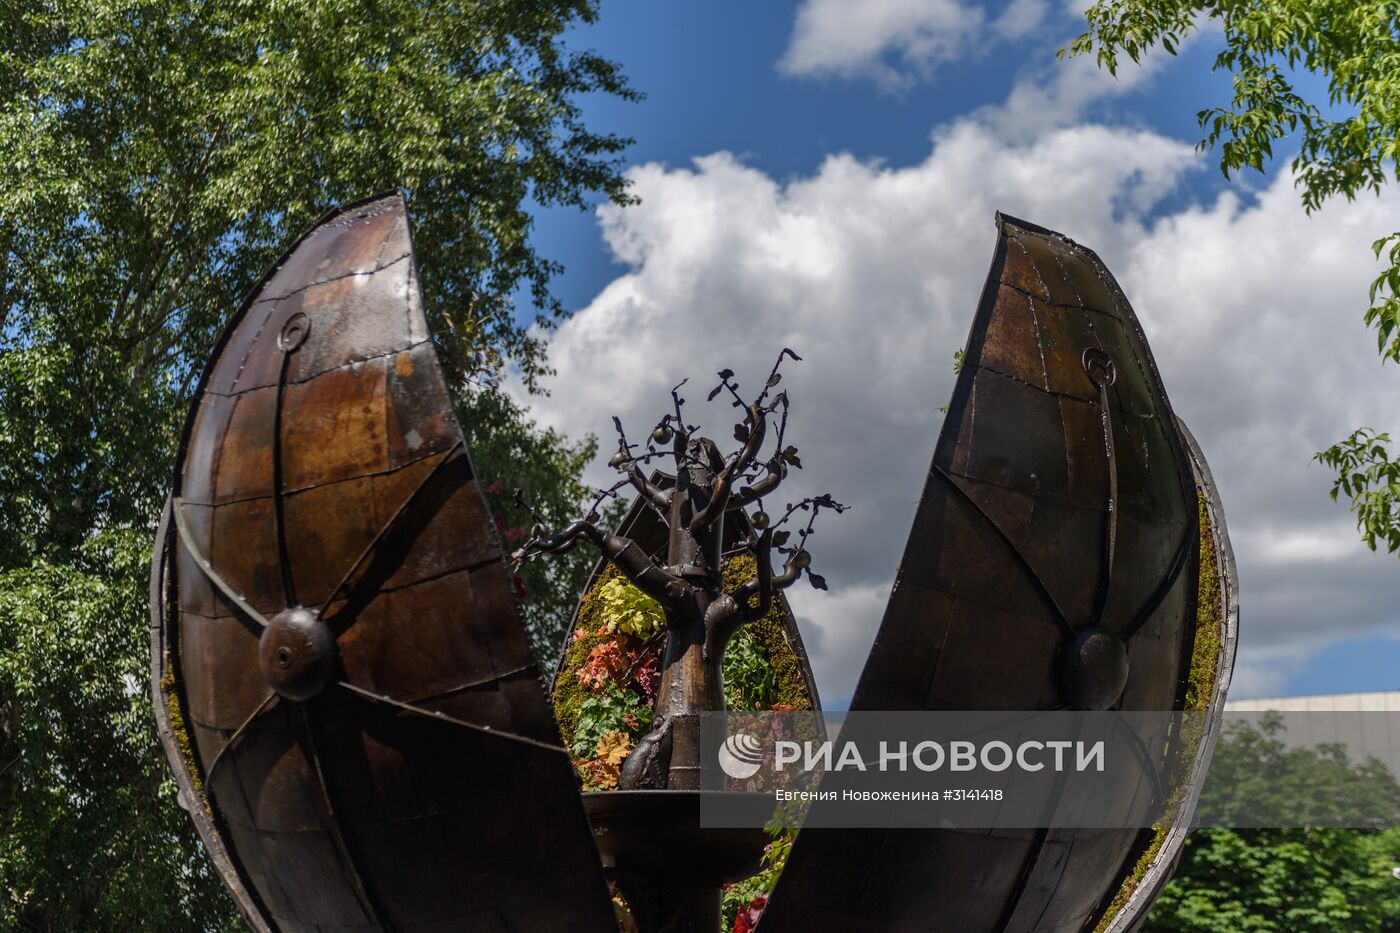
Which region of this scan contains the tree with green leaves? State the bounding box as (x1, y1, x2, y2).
(1145, 714, 1400, 931)
(0, 2, 635, 928)
(1064, 1, 1400, 553)
(1146, 827, 1400, 932)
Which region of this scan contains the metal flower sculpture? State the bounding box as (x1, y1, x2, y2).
(151, 194, 1237, 933)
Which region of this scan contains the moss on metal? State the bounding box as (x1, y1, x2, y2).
(1091, 489, 1227, 933)
(1185, 491, 1224, 715)
(160, 661, 206, 805)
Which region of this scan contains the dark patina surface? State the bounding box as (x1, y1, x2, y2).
(151, 192, 616, 933)
(756, 214, 1230, 933)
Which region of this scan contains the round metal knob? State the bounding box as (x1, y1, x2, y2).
(259, 607, 337, 701)
(1059, 626, 1129, 711)
(1081, 347, 1116, 388)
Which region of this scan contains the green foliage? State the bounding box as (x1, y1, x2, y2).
(1146, 827, 1400, 932)
(722, 553, 815, 712)
(0, 532, 238, 931)
(0, 0, 637, 566)
(1065, 1, 1400, 217)
(0, 1, 635, 925)
(1064, 0, 1400, 553)
(724, 629, 778, 712)
(1144, 714, 1400, 931)
(1197, 712, 1400, 829)
(1316, 427, 1400, 553)
(593, 575, 666, 639)
(455, 385, 623, 655)
(552, 564, 663, 794)
(571, 684, 653, 759)
(554, 565, 641, 752)
(721, 833, 793, 931)
(554, 553, 819, 789)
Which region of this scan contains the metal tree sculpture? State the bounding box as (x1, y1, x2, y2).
(513, 353, 845, 790)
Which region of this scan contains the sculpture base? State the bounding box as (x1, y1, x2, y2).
(583, 790, 772, 933)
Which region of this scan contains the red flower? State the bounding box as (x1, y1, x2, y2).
(631, 653, 660, 700)
(732, 895, 767, 933)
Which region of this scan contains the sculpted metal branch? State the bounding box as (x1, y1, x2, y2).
(513, 350, 845, 789)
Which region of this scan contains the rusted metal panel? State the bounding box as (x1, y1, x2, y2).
(758, 214, 1223, 933)
(152, 192, 616, 932)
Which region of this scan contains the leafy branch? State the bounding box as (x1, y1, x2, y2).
(1065, 0, 1400, 554)
(1316, 428, 1400, 553)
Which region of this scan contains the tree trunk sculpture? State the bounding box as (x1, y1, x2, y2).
(513, 350, 844, 789)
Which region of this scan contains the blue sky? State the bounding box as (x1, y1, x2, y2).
(529, 0, 1245, 312)
(515, 0, 1400, 705)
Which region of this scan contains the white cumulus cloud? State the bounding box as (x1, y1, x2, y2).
(779, 0, 1053, 87)
(513, 93, 1400, 708)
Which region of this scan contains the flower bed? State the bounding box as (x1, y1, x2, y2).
(553, 553, 816, 791)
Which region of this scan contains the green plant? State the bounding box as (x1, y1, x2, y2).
(554, 552, 819, 791)
(572, 684, 654, 760)
(721, 833, 794, 931)
(0, 531, 237, 930)
(1316, 428, 1400, 554)
(594, 575, 667, 639)
(555, 567, 656, 748)
(724, 629, 778, 711)
(723, 553, 815, 712)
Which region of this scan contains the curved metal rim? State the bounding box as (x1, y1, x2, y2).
(149, 497, 276, 932)
(1098, 417, 1240, 933)
(152, 191, 407, 930)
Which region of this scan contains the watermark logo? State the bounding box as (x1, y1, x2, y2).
(718, 732, 765, 779)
